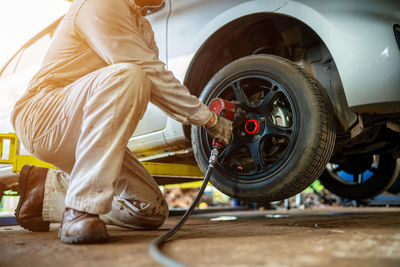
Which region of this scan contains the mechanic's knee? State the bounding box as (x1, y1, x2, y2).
(112, 63, 150, 103)
(112, 63, 147, 85)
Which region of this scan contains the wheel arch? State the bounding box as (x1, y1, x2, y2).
(182, 8, 357, 139)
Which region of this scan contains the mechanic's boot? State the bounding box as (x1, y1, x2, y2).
(15, 164, 50, 232)
(58, 208, 109, 244)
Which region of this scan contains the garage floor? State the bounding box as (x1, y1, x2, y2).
(1, 207, 399, 267)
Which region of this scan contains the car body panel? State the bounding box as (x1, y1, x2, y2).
(278, 0, 400, 111)
(164, 0, 400, 111)
(167, 0, 289, 82)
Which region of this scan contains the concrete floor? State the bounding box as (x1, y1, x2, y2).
(0, 207, 399, 267)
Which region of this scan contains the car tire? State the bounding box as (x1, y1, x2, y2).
(319, 154, 397, 200)
(191, 55, 336, 202)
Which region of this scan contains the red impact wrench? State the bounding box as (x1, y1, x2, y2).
(207, 98, 237, 167)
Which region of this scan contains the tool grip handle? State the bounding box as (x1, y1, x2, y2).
(212, 140, 224, 148)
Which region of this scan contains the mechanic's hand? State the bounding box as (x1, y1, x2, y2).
(232, 104, 246, 128)
(205, 113, 233, 146)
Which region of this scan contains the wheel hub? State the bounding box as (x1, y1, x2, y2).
(236, 112, 265, 142)
(245, 119, 260, 135)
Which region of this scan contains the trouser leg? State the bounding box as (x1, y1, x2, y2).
(42, 169, 68, 222)
(63, 63, 152, 214)
(15, 63, 167, 227)
(43, 149, 168, 229)
(102, 149, 168, 229)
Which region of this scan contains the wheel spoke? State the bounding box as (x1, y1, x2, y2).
(231, 81, 249, 105)
(247, 140, 265, 172)
(265, 122, 293, 138)
(259, 84, 280, 110)
(219, 136, 240, 164)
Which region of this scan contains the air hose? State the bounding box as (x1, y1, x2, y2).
(149, 147, 220, 267)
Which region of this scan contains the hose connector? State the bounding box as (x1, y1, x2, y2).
(209, 146, 220, 168)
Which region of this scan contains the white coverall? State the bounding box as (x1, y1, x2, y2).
(11, 0, 212, 229)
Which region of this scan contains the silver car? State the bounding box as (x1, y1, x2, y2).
(1, 0, 400, 201)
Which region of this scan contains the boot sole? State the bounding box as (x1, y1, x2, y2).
(15, 165, 50, 232)
(58, 228, 109, 244)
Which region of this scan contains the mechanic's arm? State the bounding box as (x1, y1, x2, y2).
(74, 0, 211, 126)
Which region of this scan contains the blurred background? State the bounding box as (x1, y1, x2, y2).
(0, 0, 70, 67)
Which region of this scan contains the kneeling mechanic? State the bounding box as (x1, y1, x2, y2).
(12, 0, 232, 244)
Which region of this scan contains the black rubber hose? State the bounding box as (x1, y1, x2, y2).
(149, 164, 215, 267)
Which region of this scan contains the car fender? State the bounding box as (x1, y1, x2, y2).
(277, 0, 400, 112)
(188, 0, 289, 55)
(168, 0, 289, 82)
(168, 0, 400, 113)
